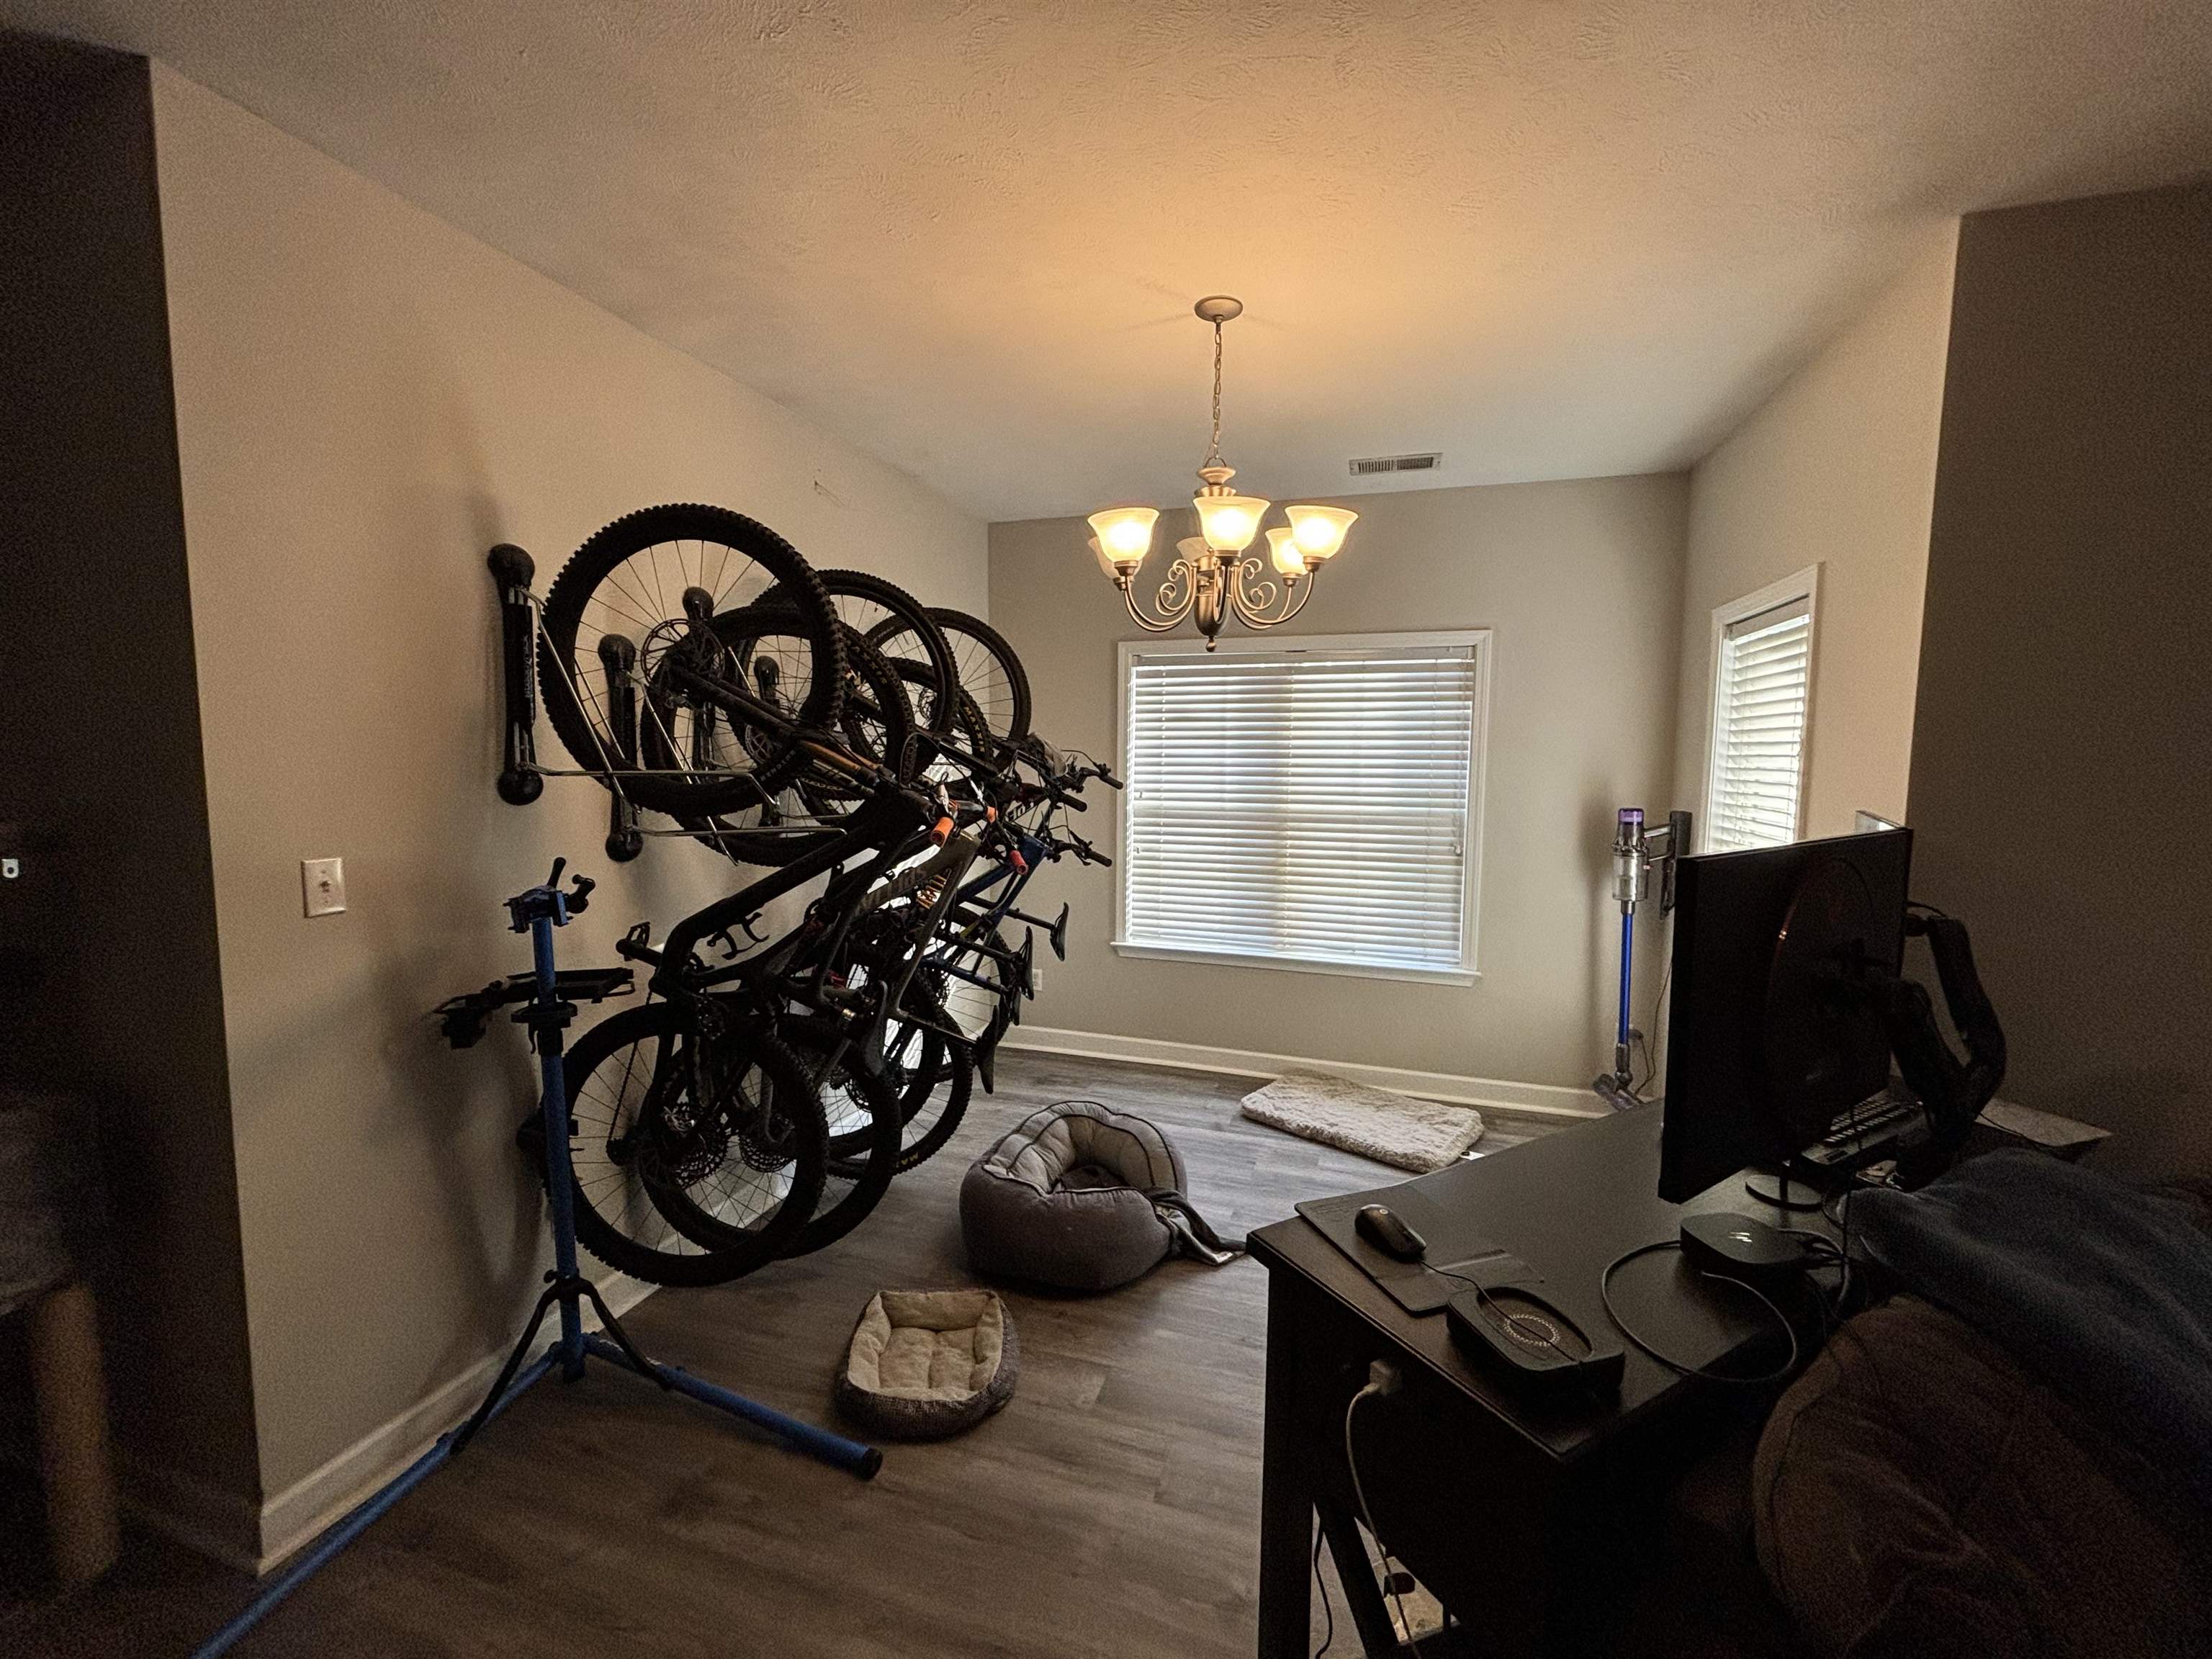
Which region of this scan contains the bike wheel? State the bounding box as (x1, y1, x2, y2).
(554, 1001, 827, 1286)
(659, 1017, 900, 1260)
(795, 570, 958, 738)
(539, 504, 844, 816)
(806, 623, 919, 804)
(894, 661, 994, 796)
(880, 1004, 973, 1172)
(673, 613, 916, 865)
(927, 608, 1030, 750)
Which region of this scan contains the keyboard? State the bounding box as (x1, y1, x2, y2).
(1798, 1087, 1923, 1166)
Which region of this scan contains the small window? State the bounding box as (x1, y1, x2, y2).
(1115, 632, 1490, 983)
(1704, 568, 1820, 853)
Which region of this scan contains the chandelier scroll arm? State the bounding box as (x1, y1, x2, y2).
(1118, 559, 1199, 632)
(1223, 556, 1318, 630)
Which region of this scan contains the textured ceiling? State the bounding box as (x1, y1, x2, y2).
(11, 1, 2212, 520)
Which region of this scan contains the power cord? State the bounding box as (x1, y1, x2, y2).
(1599, 1243, 1802, 1385)
(1635, 957, 1673, 1098)
(1310, 1519, 1334, 1658)
(1344, 1362, 1428, 1659)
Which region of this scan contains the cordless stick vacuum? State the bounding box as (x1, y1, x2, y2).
(1594, 806, 1692, 1110)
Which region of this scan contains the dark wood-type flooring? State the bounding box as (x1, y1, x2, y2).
(5, 1051, 1568, 1658)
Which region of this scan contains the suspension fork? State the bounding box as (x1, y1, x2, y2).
(799, 837, 928, 1013)
(867, 837, 985, 1055)
(606, 1012, 693, 1164)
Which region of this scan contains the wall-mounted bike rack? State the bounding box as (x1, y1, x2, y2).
(490, 542, 642, 861)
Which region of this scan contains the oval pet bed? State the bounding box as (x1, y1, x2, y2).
(960, 1100, 1240, 1292)
(835, 1289, 1017, 1441)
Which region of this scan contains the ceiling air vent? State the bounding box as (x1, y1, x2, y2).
(1349, 451, 1441, 477)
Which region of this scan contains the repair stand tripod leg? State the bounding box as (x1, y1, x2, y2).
(189, 865, 880, 1659)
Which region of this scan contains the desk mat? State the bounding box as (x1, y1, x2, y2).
(1297, 1182, 1539, 1315)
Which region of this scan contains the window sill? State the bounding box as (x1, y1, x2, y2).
(1110, 940, 1478, 987)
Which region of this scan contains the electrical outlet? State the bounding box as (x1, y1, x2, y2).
(1029, 963, 1043, 997)
(301, 858, 346, 917)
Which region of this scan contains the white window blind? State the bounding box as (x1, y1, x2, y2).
(1705, 592, 1814, 853)
(1118, 637, 1485, 978)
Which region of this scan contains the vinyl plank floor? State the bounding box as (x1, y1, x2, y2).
(4, 1051, 1570, 1658)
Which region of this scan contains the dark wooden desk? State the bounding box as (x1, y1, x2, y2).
(1249, 1107, 1835, 1659)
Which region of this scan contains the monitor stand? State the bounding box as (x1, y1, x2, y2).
(1742, 1168, 1825, 1213)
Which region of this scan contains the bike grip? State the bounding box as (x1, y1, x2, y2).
(931, 815, 956, 845)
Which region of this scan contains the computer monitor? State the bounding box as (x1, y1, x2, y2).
(1657, 827, 1912, 1202)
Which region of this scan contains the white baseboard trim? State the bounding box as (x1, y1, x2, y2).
(253, 1272, 657, 1572)
(121, 1454, 263, 1573)
(998, 1025, 1605, 1120)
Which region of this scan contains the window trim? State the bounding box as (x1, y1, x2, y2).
(1702, 564, 1822, 854)
(1110, 628, 1493, 986)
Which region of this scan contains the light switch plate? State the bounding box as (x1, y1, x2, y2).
(302, 857, 346, 917)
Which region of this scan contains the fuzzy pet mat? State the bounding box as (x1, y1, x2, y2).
(1240, 1070, 1483, 1172)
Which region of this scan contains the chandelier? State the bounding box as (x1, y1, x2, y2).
(1087, 297, 1355, 649)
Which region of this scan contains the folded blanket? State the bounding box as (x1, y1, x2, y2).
(1850, 1149, 2212, 1506)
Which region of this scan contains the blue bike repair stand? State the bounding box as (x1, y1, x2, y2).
(194, 862, 881, 1659)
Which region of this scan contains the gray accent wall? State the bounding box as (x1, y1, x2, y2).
(1907, 179, 2212, 1177)
(988, 475, 1689, 1090)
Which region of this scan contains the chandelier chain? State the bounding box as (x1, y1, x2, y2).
(1091, 295, 1351, 646)
(1205, 319, 1225, 469)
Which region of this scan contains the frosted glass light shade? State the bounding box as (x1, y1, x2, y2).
(1266, 527, 1308, 577)
(1087, 505, 1159, 572)
(1285, 503, 1357, 562)
(1192, 493, 1270, 552)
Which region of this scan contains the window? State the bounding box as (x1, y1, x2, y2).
(1704, 567, 1820, 853)
(1115, 632, 1490, 983)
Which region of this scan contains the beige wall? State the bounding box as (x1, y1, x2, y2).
(150, 67, 986, 1507)
(1672, 228, 1958, 843)
(1909, 181, 2212, 1179)
(988, 475, 1689, 1092)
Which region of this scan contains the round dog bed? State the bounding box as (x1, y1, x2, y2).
(834, 1289, 1017, 1441)
(961, 1100, 1197, 1292)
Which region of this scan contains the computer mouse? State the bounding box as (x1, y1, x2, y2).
(1354, 1203, 1427, 1262)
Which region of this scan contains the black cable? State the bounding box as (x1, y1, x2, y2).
(1775, 1226, 1844, 1262)
(1311, 1520, 1334, 1658)
(1421, 1265, 1622, 1415)
(1427, 1266, 1587, 1368)
(1344, 1383, 1426, 1659)
(1599, 1241, 1801, 1385)
(1637, 956, 1673, 1097)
